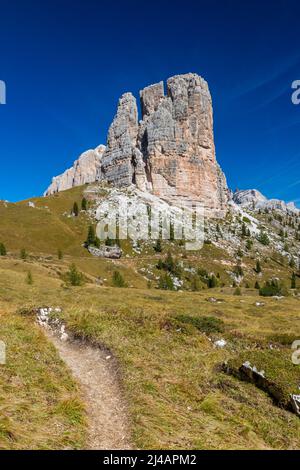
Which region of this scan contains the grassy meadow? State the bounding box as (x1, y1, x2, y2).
(0, 186, 299, 449)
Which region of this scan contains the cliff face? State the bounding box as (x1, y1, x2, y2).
(233, 189, 299, 214)
(44, 145, 105, 196)
(99, 73, 228, 217)
(45, 73, 229, 217)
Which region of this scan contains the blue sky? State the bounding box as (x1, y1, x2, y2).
(0, 0, 300, 204)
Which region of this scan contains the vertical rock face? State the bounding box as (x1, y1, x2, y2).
(44, 73, 228, 217)
(99, 93, 143, 187)
(138, 73, 228, 215)
(44, 145, 105, 196)
(100, 73, 228, 216)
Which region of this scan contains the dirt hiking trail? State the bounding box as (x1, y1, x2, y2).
(48, 332, 132, 450)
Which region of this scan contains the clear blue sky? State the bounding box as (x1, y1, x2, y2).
(0, 0, 300, 204)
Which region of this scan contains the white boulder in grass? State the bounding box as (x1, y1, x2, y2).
(214, 339, 227, 349)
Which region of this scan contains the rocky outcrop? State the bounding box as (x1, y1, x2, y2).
(98, 73, 228, 217)
(87, 245, 122, 259)
(139, 74, 228, 215)
(44, 145, 106, 196)
(233, 189, 299, 214)
(98, 93, 141, 188)
(45, 73, 229, 217)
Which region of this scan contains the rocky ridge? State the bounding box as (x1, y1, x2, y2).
(44, 145, 106, 196)
(233, 189, 299, 214)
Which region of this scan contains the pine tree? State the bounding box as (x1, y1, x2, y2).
(254, 281, 260, 289)
(234, 264, 244, 277)
(26, 271, 33, 285)
(66, 264, 84, 286)
(154, 238, 162, 253)
(20, 248, 27, 260)
(57, 249, 63, 260)
(208, 274, 218, 288)
(105, 237, 114, 247)
(0, 243, 6, 256)
(246, 239, 253, 250)
(86, 225, 96, 246)
(158, 273, 175, 291)
(291, 272, 296, 289)
(255, 260, 262, 273)
(112, 270, 126, 287)
(241, 223, 247, 237)
(289, 257, 296, 268)
(94, 236, 101, 248)
(81, 197, 88, 211)
(234, 287, 242, 295)
(170, 222, 175, 241)
(72, 202, 79, 216)
(257, 230, 270, 246)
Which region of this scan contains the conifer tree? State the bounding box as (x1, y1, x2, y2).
(81, 197, 88, 211)
(72, 202, 79, 216)
(0, 243, 6, 256)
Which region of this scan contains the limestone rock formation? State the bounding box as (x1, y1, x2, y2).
(138, 74, 228, 216)
(233, 189, 299, 214)
(99, 73, 228, 217)
(45, 73, 229, 217)
(98, 93, 140, 188)
(87, 244, 122, 259)
(44, 145, 105, 196)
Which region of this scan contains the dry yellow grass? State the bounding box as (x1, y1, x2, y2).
(0, 185, 299, 449)
(0, 256, 300, 449)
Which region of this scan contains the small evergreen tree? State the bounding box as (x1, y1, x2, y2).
(234, 264, 244, 277)
(241, 223, 247, 238)
(208, 274, 218, 288)
(81, 197, 88, 211)
(57, 249, 63, 260)
(255, 260, 262, 273)
(257, 230, 270, 246)
(190, 275, 201, 291)
(246, 239, 253, 250)
(291, 272, 296, 289)
(158, 273, 175, 291)
(26, 270, 33, 285)
(169, 222, 175, 242)
(112, 270, 126, 287)
(254, 281, 260, 289)
(94, 236, 101, 248)
(154, 238, 162, 253)
(20, 248, 27, 260)
(105, 237, 114, 247)
(86, 225, 96, 246)
(0, 243, 6, 256)
(234, 287, 242, 295)
(289, 257, 296, 268)
(66, 263, 84, 286)
(72, 202, 79, 217)
(259, 279, 286, 297)
(165, 251, 175, 273)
